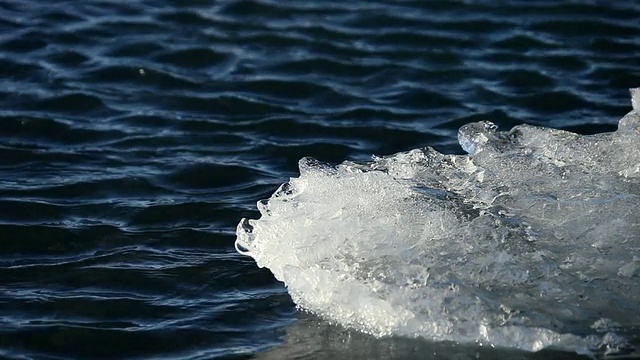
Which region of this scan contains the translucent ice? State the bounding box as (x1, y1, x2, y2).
(236, 89, 640, 356)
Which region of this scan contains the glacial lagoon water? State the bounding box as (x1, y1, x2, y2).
(2, 0, 640, 359)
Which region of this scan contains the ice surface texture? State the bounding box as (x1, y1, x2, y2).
(236, 89, 640, 355)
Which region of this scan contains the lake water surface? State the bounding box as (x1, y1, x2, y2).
(1, 1, 639, 359)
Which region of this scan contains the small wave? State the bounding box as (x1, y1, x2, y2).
(154, 48, 232, 70)
(0, 31, 47, 53)
(0, 115, 126, 146)
(34, 93, 109, 114)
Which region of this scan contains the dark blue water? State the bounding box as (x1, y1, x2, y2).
(1, 1, 639, 359)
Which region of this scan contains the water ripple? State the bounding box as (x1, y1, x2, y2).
(1, 0, 639, 358)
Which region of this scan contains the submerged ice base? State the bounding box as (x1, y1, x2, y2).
(236, 89, 640, 356)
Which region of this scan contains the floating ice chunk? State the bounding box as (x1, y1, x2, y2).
(631, 87, 640, 111)
(236, 89, 640, 355)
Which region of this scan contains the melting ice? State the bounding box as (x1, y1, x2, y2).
(236, 89, 640, 356)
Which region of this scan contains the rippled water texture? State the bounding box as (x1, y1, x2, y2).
(1, 1, 640, 359)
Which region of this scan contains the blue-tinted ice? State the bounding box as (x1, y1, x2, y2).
(236, 89, 640, 356)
